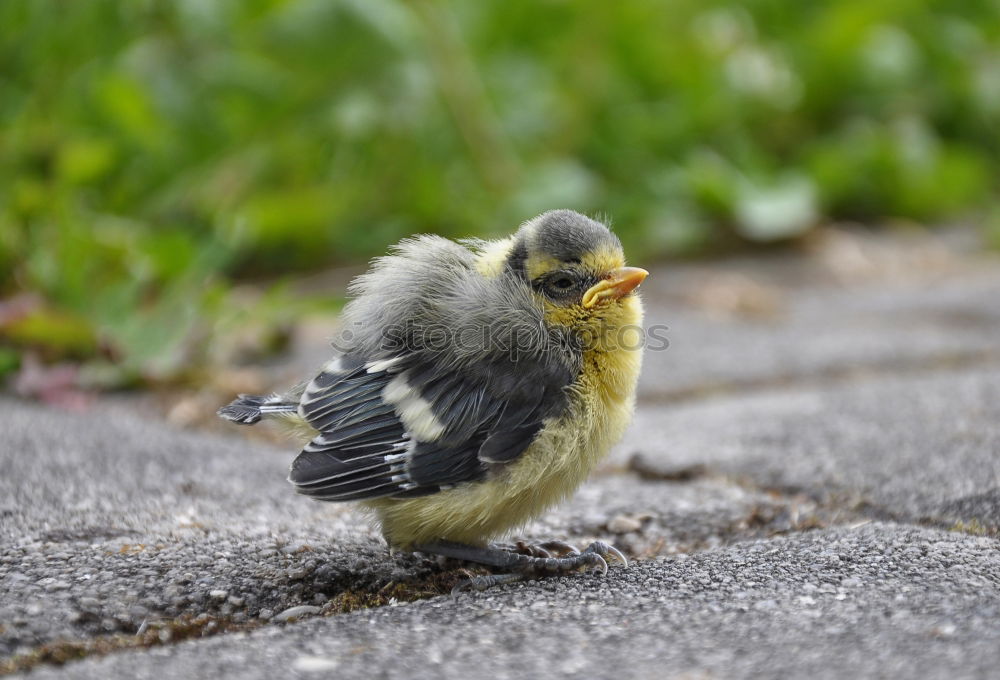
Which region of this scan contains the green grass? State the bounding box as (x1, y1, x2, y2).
(2, 0, 999, 386)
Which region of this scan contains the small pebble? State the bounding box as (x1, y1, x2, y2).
(607, 514, 643, 534)
(273, 605, 321, 623)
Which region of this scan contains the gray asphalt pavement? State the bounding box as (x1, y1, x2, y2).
(2, 229, 999, 678)
(21, 525, 1000, 680)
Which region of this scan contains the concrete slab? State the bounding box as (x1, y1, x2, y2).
(620, 365, 1000, 528)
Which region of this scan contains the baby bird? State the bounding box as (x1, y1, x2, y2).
(219, 210, 647, 590)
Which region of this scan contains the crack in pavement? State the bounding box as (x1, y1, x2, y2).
(0, 559, 468, 676)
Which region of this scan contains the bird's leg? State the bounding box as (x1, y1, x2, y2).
(414, 540, 627, 594)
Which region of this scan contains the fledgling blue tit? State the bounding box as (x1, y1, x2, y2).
(219, 210, 647, 591)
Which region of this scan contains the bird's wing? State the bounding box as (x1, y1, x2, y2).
(287, 354, 572, 502)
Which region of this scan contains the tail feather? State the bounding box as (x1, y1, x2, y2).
(218, 394, 296, 425)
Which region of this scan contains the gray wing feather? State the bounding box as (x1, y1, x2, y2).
(286, 237, 579, 502)
(287, 354, 572, 501)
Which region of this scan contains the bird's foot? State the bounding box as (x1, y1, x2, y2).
(491, 539, 582, 559)
(414, 540, 627, 595)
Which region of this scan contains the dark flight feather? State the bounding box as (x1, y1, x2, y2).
(282, 230, 588, 502)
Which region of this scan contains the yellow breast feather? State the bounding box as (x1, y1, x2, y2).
(366, 295, 643, 548)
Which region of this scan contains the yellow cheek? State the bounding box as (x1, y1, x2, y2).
(542, 294, 644, 335)
(542, 302, 586, 328)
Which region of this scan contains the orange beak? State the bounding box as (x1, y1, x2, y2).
(582, 267, 649, 308)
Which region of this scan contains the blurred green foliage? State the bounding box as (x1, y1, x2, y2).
(2, 0, 999, 386)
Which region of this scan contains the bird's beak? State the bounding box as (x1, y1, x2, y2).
(582, 267, 649, 308)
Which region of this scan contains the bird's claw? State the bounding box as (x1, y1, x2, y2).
(581, 540, 629, 569)
(576, 552, 609, 577)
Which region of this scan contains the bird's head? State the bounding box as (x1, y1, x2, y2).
(504, 210, 647, 339)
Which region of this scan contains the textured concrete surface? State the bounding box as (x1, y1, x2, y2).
(19, 524, 1000, 680)
(620, 366, 1000, 525)
(2, 230, 999, 678)
(0, 401, 812, 658)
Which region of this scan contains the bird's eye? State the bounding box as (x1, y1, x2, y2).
(541, 272, 580, 299)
